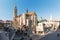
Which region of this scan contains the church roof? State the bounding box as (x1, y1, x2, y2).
(26, 12, 36, 16)
(17, 12, 36, 17)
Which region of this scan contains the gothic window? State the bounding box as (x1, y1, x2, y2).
(38, 31, 40, 33)
(38, 31, 43, 33)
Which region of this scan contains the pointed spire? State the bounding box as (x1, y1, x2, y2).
(26, 9, 28, 13)
(14, 3, 17, 17)
(14, 3, 17, 10)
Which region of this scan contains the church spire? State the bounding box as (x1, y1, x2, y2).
(26, 9, 28, 13)
(14, 4, 17, 18)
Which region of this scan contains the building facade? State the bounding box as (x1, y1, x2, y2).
(0, 20, 4, 30)
(36, 19, 59, 36)
(13, 5, 37, 33)
(4, 20, 12, 27)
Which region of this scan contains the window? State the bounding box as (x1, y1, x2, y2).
(38, 31, 43, 33)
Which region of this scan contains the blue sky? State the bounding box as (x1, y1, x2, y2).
(0, 0, 60, 20)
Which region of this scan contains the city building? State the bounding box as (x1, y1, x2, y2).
(36, 16, 59, 36)
(13, 5, 37, 34)
(0, 20, 4, 30)
(4, 20, 12, 28)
